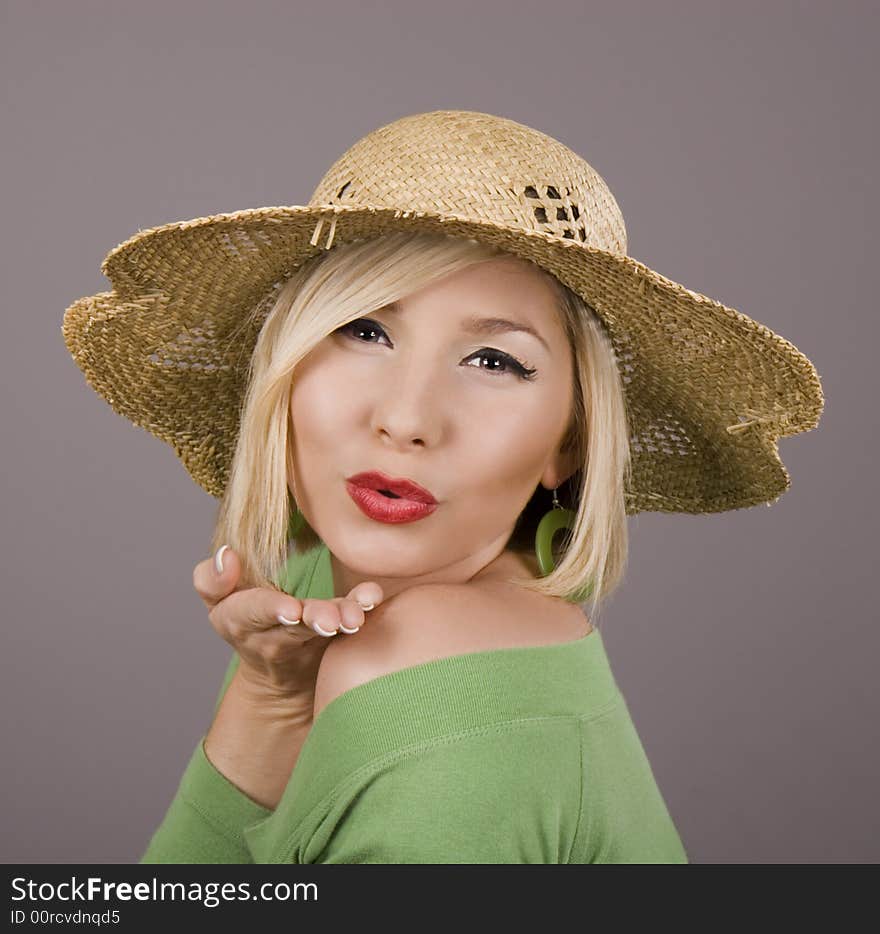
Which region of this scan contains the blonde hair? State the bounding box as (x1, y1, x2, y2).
(210, 231, 632, 625)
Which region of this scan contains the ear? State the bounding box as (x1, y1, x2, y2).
(539, 433, 581, 493)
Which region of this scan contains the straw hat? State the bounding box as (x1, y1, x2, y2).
(61, 109, 823, 514)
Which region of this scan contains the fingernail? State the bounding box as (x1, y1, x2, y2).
(339, 623, 361, 634)
(214, 545, 229, 576)
(358, 602, 375, 611)
(313, 622, 338, 637)
(277, 614, 301, 626)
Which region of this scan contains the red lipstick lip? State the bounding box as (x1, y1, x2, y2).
(345, 470, 438, 505)
(345, 483, 437, 524)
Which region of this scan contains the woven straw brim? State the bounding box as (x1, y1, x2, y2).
(62, 202, 824, 514)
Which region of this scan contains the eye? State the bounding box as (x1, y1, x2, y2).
(336, 318, 538, 382)
(464, 348, 538, 381)
(336, 318, 391, 346)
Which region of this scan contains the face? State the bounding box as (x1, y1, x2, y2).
(287, 255, 578, 598)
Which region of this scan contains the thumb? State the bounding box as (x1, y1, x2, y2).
(193, 545, 242, 610)
(214, 544, 234, 577)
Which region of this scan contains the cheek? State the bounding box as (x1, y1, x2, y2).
(289, 359, 354, 452)
(461, 405, 558, 491)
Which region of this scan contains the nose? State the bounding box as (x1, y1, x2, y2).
(369, 358, 443, 450)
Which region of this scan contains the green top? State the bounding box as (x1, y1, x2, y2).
(140, 543, 688, 864)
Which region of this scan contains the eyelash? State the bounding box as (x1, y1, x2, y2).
(336, 318, 538, 381)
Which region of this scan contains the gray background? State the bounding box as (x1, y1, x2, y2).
(2, 0, 877, 864)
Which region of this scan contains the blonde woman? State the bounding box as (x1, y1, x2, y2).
(62, 111, 822, 864)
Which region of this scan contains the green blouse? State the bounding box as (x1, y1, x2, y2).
(140, 542, 688, 864)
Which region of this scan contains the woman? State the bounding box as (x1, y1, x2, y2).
(61, 110, 823, 864)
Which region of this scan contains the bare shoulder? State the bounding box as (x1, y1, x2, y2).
(312, 579, 592, 720)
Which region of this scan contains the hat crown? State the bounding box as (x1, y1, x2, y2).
(308, 110, 628, 256)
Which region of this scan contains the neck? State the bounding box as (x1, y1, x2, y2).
(329, 541, 538, 600)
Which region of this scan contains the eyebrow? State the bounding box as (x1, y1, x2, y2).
(382, 301, 550, 353)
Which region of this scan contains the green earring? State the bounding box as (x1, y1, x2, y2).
(534, 485, 576, 576)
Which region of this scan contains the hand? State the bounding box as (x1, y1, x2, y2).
(192, 545, 384, 705)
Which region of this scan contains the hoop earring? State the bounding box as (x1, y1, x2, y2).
(534, 485, 576, 576)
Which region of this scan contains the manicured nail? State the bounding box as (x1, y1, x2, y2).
(214, 545, 229, 576)
(358, 602, 375, 611)
(277, 614, 301, 626)
(313, 622, 338, 637)
(339, 623, 361, 634)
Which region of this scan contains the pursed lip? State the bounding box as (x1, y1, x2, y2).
(345, 470, 438, 505)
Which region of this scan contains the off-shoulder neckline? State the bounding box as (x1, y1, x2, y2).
(311, 625, 605, 734)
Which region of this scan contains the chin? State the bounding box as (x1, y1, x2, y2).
(333, 538, 441, 579)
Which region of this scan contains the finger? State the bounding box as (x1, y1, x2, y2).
(331, 582, 385, 635)
(336, 598, 366, 634)
(209, 586, 304, 645)
(298, 598, 350, 638)
(345, 581, 384, 612)
(209, 586, 354, 647)
(193, 545, 242, 611)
